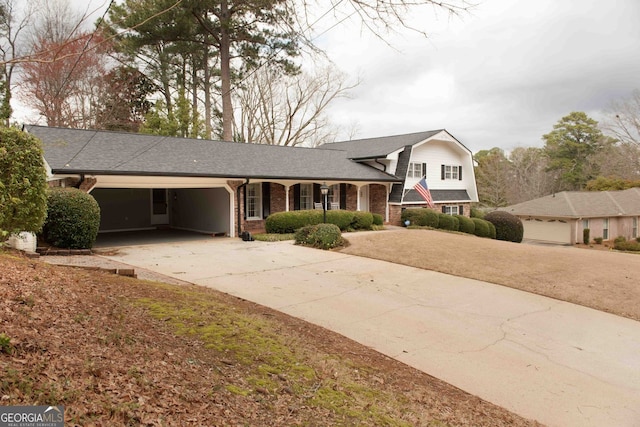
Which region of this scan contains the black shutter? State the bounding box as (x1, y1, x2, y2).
(313, 183, 321, 204)
(441, 164, 445, 180)
(459, 205, 464, 216)
(422, 163, 427, 178)
(262, 182, 270, 219)
(340, 183, 347, 209)
(459, 166, 463, 181)
(442, 205, 446, 214)
(293, 184, 300, 210)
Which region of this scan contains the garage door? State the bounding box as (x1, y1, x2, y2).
(522, 218, 571, 244)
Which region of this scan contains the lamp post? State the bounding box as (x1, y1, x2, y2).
(320, 182, 329, 223)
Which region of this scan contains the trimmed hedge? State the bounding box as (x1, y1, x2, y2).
(372, 213, 383, 226)
(265, 210, 322, 233)
(43, 188, 101, 249)
(614, 238, 640, 252)
(327, 210, 355, 231)
(471, 218, 493, 238)
(485, 211, 524, 243)
(401, 208, 439, 228)
(351, 211, 374, 230)
(294, 223, 345, 250)
(454, 215, 475, 234)
(436, 213, 459, 231)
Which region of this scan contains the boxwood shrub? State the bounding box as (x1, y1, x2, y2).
(294, 223, 345, 250)
(43, 187, 101, 249)
(372, 213, 383, 226)
(401, 208, 438, 227)
(351, 211, 374, 230)
(326, 210, 355, 231)
(454, 215, 475, 234)
(485, 211, 524, 243)
(614, 237, 640, 252)
(436, 213, 459, 231)
(471, 218, 493, 238)
(265, 210, 322, 233)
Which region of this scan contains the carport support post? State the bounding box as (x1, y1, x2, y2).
(320, 182, 329, 223)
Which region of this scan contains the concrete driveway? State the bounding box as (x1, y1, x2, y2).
(100, 237, 640, 427)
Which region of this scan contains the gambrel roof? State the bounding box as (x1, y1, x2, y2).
(503, 188, 640, 218)
(318, 129, 470, 159)
(27, 125, 400, 183)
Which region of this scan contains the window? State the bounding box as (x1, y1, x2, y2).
(442, 205, 459, 215)
(603, 218, 609, 240)
(582, 219, 589, 229)
(442, 165, 460, 180)
(407, 163, 425, 179)
(245, 183, 262, 219)
(299, 183, 312, 210)
(633, 217, 638, 238)
(329, 184, 340, 206)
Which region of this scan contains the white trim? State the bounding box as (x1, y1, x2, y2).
(98, 227, 155, 233)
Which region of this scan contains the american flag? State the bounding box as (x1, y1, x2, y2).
(414, 177, 435, 208)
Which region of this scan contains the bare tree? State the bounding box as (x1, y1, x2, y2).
(507, 147, 556, 203)
(234, 64, 356, 146)
(602, 89, 640, 146)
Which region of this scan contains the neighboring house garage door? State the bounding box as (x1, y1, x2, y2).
(522, 218, 571, 244)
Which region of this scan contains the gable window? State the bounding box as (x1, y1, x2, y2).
(299, 183, 313, 210)
(245, 183, 262, 220)
(603, 218, 609, 240)
(441, 164, 461, 180)
(407, 162, 425, 179)
(633, 217, 638, 238)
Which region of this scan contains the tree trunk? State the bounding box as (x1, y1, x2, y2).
(220, 0, 233, 141)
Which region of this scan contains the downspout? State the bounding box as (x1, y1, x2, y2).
(237, 178, 249, 237)
(75, 174, 85, 189)
(374, 159, 387, 172)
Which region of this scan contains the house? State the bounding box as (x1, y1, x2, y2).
(501, 188, 640, 245)
(26, 125, 478, 237)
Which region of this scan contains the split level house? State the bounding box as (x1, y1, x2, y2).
(502, 188, 640, 245)
(26, 125, 479, 237)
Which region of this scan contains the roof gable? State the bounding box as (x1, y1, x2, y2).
(318, 130, 443, 159)
(27, 125, 400, 182)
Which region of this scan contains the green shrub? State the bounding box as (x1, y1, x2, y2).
(436, 214, 459, 231)
(43, 188, 101, 249)
(454, 215, 475, 234)
(471, 218, 494, 238)
(614, 239, 640, 252)
(485, 211, 524, 243)
(401, 208, 438, 227)
(583, 228, 590, 245)
(0, 127, 48, 240)
(326, 210, 355, 231)
(614, 236, 626, 244)
(351, 211, 374, 230)
(637, 237, 640, 243)
(372, 213, 383, 226)
(265, 210, 322, 233)
(294, 223, 345, 250)
(470, 207, 485, 219)
(594, 237, 603, 244)
(487, 221, 496, 239)
(0, 333, 12, 354)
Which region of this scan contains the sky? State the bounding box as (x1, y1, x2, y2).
(13, 0, 640, 153)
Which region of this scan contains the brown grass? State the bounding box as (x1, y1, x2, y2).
(340, 229, 640, 321)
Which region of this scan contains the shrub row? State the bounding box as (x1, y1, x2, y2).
(266, 209, 376, 233)
(401, 208, 498, 239)
(613, 236, 640, 252)
(294, 223, 345, 250)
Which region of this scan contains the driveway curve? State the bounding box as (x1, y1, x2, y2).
(100, 238, 640, 427)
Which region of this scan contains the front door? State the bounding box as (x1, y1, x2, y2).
(359, 185, 369, 212)
(151, 189, 169, 225)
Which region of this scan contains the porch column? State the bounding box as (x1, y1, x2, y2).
(284, 184, 290, 212)
(356, 185, 362, 211)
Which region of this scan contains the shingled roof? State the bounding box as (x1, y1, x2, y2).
(318, 130, 443, 159)
(503, 188, 640, 218)
(27, 125, 400, 182)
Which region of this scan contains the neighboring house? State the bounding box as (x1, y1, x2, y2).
(501, 188, 640, 245)
(26, 125, 478, 237)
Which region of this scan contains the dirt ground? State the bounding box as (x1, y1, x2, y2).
(0, 250, 541, 426)
(340, 229, 640, 322)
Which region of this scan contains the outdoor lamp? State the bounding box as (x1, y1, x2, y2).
(320, 182, 329, 223)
